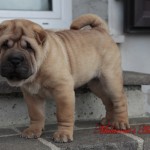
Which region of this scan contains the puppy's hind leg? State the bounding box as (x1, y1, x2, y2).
(88, 71, 130, 130)
(88, 78, 114, 125)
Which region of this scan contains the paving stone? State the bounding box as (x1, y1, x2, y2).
(131, 124, 150, 150)
(0, 136, 51, 150)
(0, 128, 17, 136)
(2, 121, 150, 150)
(129, 117, 150, 125)
(141, 135, 150, 150)
(42, 129, 138, 150)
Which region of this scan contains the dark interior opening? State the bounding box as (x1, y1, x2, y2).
(124, 0, 150, 33)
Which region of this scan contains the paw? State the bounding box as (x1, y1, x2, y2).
(52, 130, 73, 143)
(111, 120, 130, 130)
(101, 117, 130, 130)
(21, 127, 42, 139)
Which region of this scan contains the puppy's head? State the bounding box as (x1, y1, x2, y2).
(0, 19, 47, 86)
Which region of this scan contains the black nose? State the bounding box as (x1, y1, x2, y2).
(8, 54, 24, 66)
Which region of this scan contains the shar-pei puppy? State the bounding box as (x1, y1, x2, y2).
(0, 14, 129, 142)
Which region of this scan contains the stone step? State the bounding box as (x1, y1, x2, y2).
(0, 71, 149, 126)
(0, 85, 146, 127)
(123, 71, 150, 85)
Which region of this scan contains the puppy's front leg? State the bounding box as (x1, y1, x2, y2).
(21, 90, 45, 139)
(52, 83, 75, 143)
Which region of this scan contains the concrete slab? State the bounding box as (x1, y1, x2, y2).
(0, 86, 147, 127)
(130, 117, 150, 125)
(42, 129, 138, 150)
(131, 124, 150, 150)
(0, 136, 51, 150)
(0, 128, 17, 136)
(1, 121, 150, 150)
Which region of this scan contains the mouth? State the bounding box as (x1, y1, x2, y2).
(7, 73, 26, 81)
(0, 66, 33, 81)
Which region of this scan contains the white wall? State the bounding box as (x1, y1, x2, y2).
(121, 35, 150, 74)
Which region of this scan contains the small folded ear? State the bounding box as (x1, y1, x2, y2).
(34, 29, 47, 46)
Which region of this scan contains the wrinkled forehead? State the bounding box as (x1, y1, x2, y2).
(0, 20, 35, 40)
(0, 19, 46, 46)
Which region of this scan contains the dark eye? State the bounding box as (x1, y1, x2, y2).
(1, 40, 8, 49)
(26, 42, 33, 51)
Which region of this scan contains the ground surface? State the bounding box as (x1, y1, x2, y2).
(0, 118, 150, 150)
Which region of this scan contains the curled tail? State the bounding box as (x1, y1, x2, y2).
(70, 14, 109, 33)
